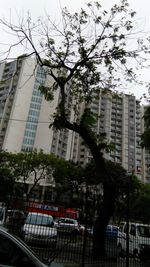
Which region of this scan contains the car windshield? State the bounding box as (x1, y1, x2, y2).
(26, 214, 53, 226)
(137, 226, 150, 237)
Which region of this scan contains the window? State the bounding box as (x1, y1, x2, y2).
(26, 123, 37, 130)
(138, 226, 150, 237)
(130, 224, 136, 236)
(24, 131, 36, 138)
(23, 138, 34, 146)
(65, 219, 75, 224)
(26, 213, 53, 226)
(29, 110, 39, 117)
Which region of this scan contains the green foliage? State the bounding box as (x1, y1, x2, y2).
(113, 174, 150, 224)
(53, 158, 83, 187)
(0, 150, 59, 200)
(144, 106, 150, 127)
(130, 183, 150, 223)
(83, 159, 127, 185)
(141, 129, 150, 149)
(0, 150, 84, 204)
(80, 108, 97, 128)
(39, 85, 54, 101)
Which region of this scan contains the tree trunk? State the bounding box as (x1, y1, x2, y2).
(92, 183, 116, 259)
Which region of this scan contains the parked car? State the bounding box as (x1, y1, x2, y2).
(0, 226, 60, 266)
(87, 224, 119, 237)
(117, 221, 150, 258)
(23, 212, 57, 246)
(54, 217, 84, 235)
(4, 209, 26, 239)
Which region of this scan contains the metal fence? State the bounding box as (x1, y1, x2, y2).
(3, 201, 150, 267)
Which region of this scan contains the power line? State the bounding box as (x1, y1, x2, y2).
(0, 117, 51, 124)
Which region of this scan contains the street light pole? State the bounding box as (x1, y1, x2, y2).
(81, 185, 88, 267)
(126, 172, 132, 267)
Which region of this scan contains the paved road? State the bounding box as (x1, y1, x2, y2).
(33, 246, 150, 266)
(30, 236, 150, 267)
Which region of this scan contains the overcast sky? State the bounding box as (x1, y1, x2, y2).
(0, 0, 150, 100)
(0, 0, 150, 17)
(1, 0, 150, 27)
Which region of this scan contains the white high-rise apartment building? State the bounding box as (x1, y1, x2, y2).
(0, 57, 59, 153)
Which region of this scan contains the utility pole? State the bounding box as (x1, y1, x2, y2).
(126, 172, 132, 267)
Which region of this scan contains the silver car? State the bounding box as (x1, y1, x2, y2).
(54, 217, 84, 235)
(24, 212, 57, 246)
(0, 226, 58, 266)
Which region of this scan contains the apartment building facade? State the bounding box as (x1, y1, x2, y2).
(51, 90, 149, 182)
(0, 57, 58, 153)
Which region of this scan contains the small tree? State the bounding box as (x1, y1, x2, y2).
(6, 150, 83, 204)
(1, 0, 150, 257)
(9, 150, 56, 201)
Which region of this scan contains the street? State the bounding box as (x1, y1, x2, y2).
(29, 234, 150, 267)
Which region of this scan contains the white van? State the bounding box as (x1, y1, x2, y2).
(117, 222, 150, 257)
